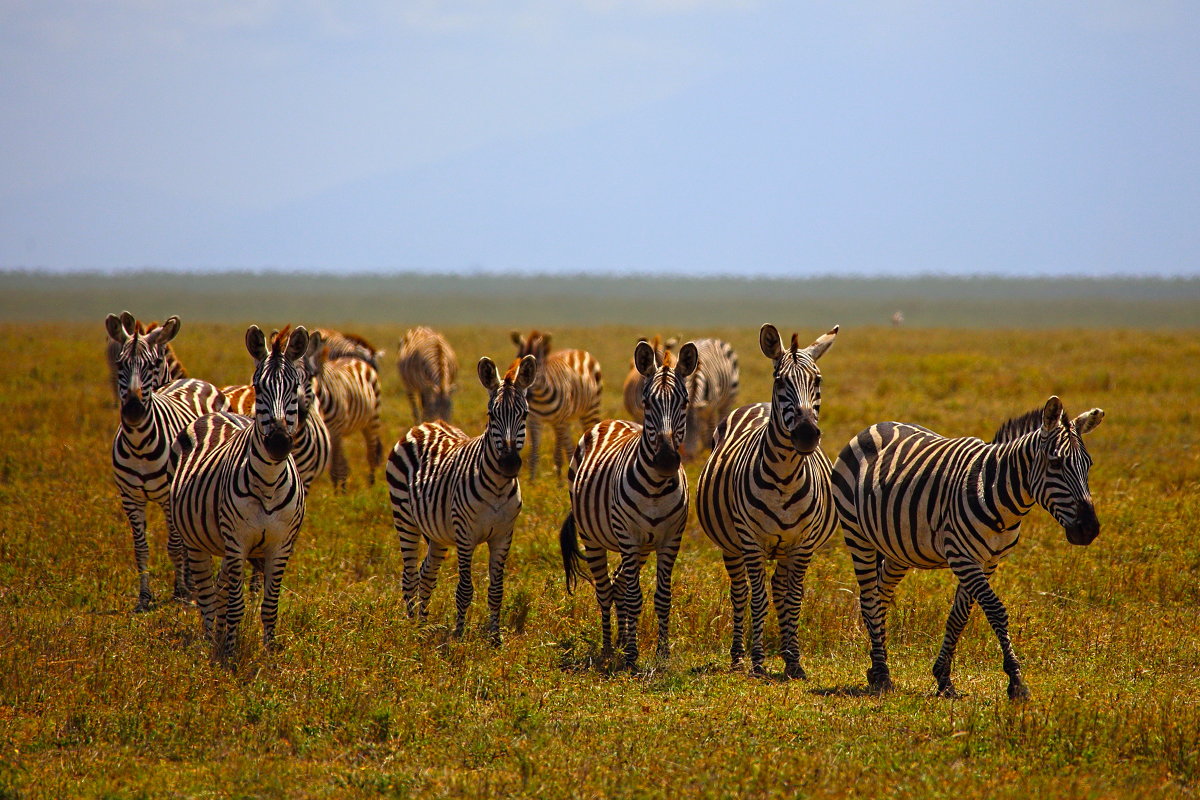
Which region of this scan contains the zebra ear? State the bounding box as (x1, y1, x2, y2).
(149, 315, 181, 346)
(285, 326, 310, 361)
(634, 340, 658, 377)
(477, 357, 502, 392)
(514, 354, 538, 390)
(803, 325, 839, 361)
(246, 325, 268, 362)
(664, 337, 679, 351)
(759, 324, 783, 360)
(105, 313, 131, 344)
(119, 311, 137, 336)
(1072, 408, 1105, 435)
(510, 331, 524, 347)
(1042, 396, 1064, 430)
(675, 342, 699, 378)
(305, 330, 324, 359)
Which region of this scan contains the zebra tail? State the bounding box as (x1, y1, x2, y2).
(559, 513, 586, 596)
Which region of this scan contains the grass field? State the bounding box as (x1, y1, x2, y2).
(2, 307, 1200, 797)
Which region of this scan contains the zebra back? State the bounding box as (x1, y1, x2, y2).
(314, 328, 383, 368)
(397, 326, 459, 422)
(511, 330, 602, 426)
(683, 338, 740, 458)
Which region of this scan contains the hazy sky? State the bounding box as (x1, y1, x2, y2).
(2, 1, 1197, 276)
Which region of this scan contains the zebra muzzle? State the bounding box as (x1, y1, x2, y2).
(497, 449, 522, 477)
(264, 428, 294, 460)
(789, 418, 822, 455)
(1064, 501, 1100, 545)
(121, 394, 148, 423)
(652, 442, 681, 473)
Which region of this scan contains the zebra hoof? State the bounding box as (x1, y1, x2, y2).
(937, 682, 961, 699)
(867, 668, 894, 694)
(134, 592, 154, 613)
(784, 662, 808, 681)
(749, 663, 767, 679)
(1007, 681, 1030, 702)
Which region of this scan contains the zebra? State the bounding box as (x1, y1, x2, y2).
(314, 349, 384, 490)
(105, 311, 227, 612)
(314, 328, 384, 368)
(396, 326, 459, 423)
(831, 396, 1105, 700)
(386, 354, 538, 645)
(169, 326, 311, 662)
(696, 324, 839, 679)
(621, 335, 677, 423)
(560, 340, 699, 669)
(511, 330, 602, 480)
(106, 317, 187, 406)
(682, 337, 740, 461)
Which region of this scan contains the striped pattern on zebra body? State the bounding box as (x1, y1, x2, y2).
(683, 338, 740, 461)
(169, 326, 311, 662)
(315, 350, 383, 490)
(314, 328, 384, 369)
(696, 324, 839, 678)
(511, 330, 602, 480)
(396, 326, 458, 423)
(105, 312, 227, 612)
(621, 335, 677, 423)
(560, 340, 698, 669)
(106, 317, 187, 406)
(387, 355, 537, 644)
(831, 396, 1104, 700)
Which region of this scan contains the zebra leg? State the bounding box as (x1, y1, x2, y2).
(951, 557, 1028, 700)
(584, 545, 616, 657)
(188, 546, 218, 639)
(406, 391, 421, 424)
(745, 551, 770, 677)
(773, 555, 810, 680)
(453, 544, 476, 639)
(932, 581, 976, 698)
(328, 431, 349, 491)
(485, 536, 512, 646)
(652, 546, 678, 661)
(722, 552, 748, 670)
(617, 551, 648, 670)
(260, 547, 290, 652)
(395, 526, 422, 618)
(363, 416, 383, 486)
(417, 542, 448, 621)
(553, 422, 571, 480)
(164, 509, 192, 603)
(122, 497, 154, 612)
(877, 558, 910, 615)
(219, 544, 247, 664)
(849, 546, 893, 693)
(527, 416, 543, 479)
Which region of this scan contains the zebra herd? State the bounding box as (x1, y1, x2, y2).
(104, 312, 1105, 698)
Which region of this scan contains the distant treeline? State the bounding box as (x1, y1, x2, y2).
(2, 270, 1198, 328)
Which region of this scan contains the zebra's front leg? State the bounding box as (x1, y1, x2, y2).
(617, 551, 648, 670)
(526, 416, 543, 479)
(122, 498, 154, 612)
(932, 581, 976, 698)
(848, 544, 893, 693)
(453, 544, 476, 638)
(417, 541, 448, 622)
(328, 432, 349, 491)
(951, 556, 1027, 700)
(745, 550, 770, 677)
(187, 546, 218, 639)
(553, 422, 570, 480)
(218, 546, 247, 665)
(585, 545, 616, 657)
(773, 556, 810, 680)
(395, 525, 422, 618)
(485, 536, 512, 646)
(652, 545, 678, 661)
(164, 508, 192, 603)
(722, 552, 748, 670)
(405, 391, 422, 425)
(363, 416, 383, 486)
(260, 547, 290, 652)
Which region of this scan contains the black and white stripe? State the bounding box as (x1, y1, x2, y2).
(683, 337, 740, 460)
(387, 355, 537, 644)
(621, 335, 677, 423)
(696, 324, 839, 678)
(315, 351, 383, 490)
(560, 340, 698, 669)
(396, 326, 458, 423)
(106, 315, 187, 406)
(831, 396, 1105, 700)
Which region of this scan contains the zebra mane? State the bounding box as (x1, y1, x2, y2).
(270, 325, 293, 355)
(503, 358, 524, 382)
(789, 332, 800, 352)
(992, 407, 1065, 443)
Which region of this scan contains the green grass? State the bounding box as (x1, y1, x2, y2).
(2, 318, 1199, 798)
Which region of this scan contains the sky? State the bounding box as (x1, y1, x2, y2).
(1, 0, 1198, 277)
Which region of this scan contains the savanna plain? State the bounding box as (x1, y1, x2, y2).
(2, 280, 1199, 799)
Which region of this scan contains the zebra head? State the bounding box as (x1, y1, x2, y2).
(759, 323, 839, 455)
(246, 325, 311, 461)
(635, 339, 699, 474)
(510, 330, 551, 390)
(1034, 396, 1105, 546)
(478, 354, 538, 478)
(293, 329, 324, 426)
(105, 311, 180, 424)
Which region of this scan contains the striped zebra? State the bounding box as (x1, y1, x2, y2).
(396, 326, 458, 423)
(560, 340, 698, 669)
(621, 335, 677, 423)
(511, 330, 602, 480)
(105, 312, 227, 612)
(683, 337, 740, 461)
(315, 349, 384, 490)
(831, 396, 1105, 700)
(314, 328, 384, 368)
(386, 354, 538, 644)
(696, 324, 839, 678)
(169, 326, 311, 661)
(106, 317, 187, 406)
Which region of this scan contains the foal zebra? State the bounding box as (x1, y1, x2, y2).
(170, 326, 310, 661)
(106, 317, 187, 406)
(560, 340, 698, 669)
(511, 330, 602, 480)
(396, 326, 458, 423)
(316, 351, 384, 490)
(831, 396, 1105, 700)
(696, 324, 839, 678)
(387, 355, 537, 644)
(621, 335, 677, 423)
(105, 312, 227, 611)
(683, 338, 740, 461)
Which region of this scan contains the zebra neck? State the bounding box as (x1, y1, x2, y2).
(119, 394, 164, 452)
(634, 435, 679, 485)
(476, 439, 518, 498)
(968, 434, 1039, 531)
(242, 428, 294, 501)
(758, 414, 807, 482)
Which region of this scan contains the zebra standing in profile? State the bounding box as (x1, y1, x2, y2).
(682, 337, 740, 461)
(106, 317, 188, 406)
(511, 330, 602, 480)
(314, 348, 384, 490)
(170, 326, 310, 661)
(696, 324, 839, 678)
(831, 396, 1105, 700)
(396, 326, 459, 423)
(105, 311, 227, 611)
(621, 335, 677, 423)
(560, 340, 698, 669)
(387, 355, 537, 645)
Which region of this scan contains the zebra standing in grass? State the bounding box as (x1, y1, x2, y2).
(511, 330, 602, 480)
(696, 324, 839, 678)
(315, 348, 384, 490)
(621, 335, 677, 423)
(560, 340, 698, 669)
(683, 338, 740, 461)
(170, 326, 310, 661)
(831, 396, 1105, 700)
(396, 326, 459, 423)
(387, 355, 537, 644)
(106, 318, 187, 406)
(105, 312, 227, 611)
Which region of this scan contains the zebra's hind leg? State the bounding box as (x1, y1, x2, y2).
(932, 581, 976, 698)
(329, 432, 349, 491)
(405, 391, 422, 425)
(122, 499, 154, 612)
(417, 542, 449, 622)
(395, 526, 422, 618)
(164, 510, 192, 603)
(951, 557, 1028, 700)
(584, 545, 616, 658)
(552, 422, 571, 480)
(485, 536, 512, 646)
(721, 552, 748, 670)
(652, 545, 678, 661)
(363, 417, 383, 486)
(527, 416, 543, 480)
(453, 543, 476, 639)
(848, 544, 893, 693)
(187, 546, 218, 640)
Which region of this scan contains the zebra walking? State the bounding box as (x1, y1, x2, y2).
(621, 335, 677, 423)
(315, 350, 384, 490)
(396, 326, 458, 423)
(387, 355, 538, 644)
(696, 324, 839, 678)
(511, 330, 602, 480)
(170, 326, 311, 661)
(831, 396, 1105, 700)
(683, 337, 740, 461)
(106, 317, 187, 406)
(105, 312, 227, 611)
(560, 340, 698, 669)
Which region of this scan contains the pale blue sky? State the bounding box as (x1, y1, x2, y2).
(2, 1, 1197, 276)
